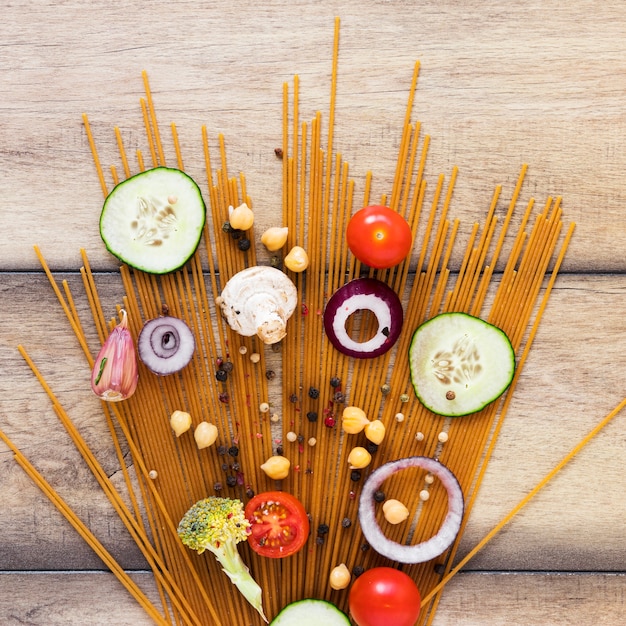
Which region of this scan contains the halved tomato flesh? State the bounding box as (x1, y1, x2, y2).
(244, 491, 309, 558)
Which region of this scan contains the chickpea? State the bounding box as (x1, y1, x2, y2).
(260, 455, 290, 480)
(260, 226, 289, 251)
(382, 498, 410, 525)
(170, 410, 192, 437)
(329, 563, 351, 590)
(194, 421, 219, 449)
(284, 245, 309, 272)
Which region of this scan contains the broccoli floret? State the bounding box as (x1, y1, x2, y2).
(178, 497, 267, 622)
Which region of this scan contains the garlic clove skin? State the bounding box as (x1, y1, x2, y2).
(91, 309, 138, 402)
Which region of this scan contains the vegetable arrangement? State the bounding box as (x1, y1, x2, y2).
(55, 38, 574, 626)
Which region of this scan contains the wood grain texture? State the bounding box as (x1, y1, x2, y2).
(1, 0, 625, 624)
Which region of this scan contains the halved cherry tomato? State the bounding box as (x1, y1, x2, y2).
(346, 205, 412, 269)
(244, 491, 310, 558)
(348, 567, 421, 626)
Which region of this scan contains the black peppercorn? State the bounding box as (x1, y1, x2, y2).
(215, 369, 228, 382)
(329, 376, 341, 388)
(350, 470, 362, 482)
(308, 386, 320, 399)
(238, 238, 251, 251)
(341, 517, 352, 528)
(374, 490, 385, 502)
(228, 445, 239, 457)
(306, 411, 318, 423)
(226, 475, 237, 487)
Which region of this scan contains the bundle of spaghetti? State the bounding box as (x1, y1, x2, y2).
(83, 81, 284, 623)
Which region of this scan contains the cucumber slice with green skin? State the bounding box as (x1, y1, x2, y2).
(409, 312, 515, 417)
(100, 166, 206, 274)
(270, 599, 350, 625)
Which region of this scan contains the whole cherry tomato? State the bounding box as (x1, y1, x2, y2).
(348, 567, 421, 626)
(346, 205, 412, 269)
(244, 491, 310, 558)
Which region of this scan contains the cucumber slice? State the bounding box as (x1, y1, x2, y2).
(409, 312, 515, 417)
(100, 167, 206, 274)
(270, 599, 350, 625)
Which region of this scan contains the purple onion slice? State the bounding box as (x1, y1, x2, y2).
(137, 315, 195, 375)
(323, 278, 403, 359)
(358, 456, 464, 563)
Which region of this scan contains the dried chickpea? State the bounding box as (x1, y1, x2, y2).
(364, 419, 386, 445)
(194, 421, 218, 449)
(329, 563, 351, 590)
(228, 202, 254, 230)
(347, 446, 372, 469)
(260, 226, 289, 251)
(382, 498, 410, 525)
(284, 245, 309, 272)
(170, 410, 192, 437)
(260, 455, 290, 480)
(341, 406, 370, 434)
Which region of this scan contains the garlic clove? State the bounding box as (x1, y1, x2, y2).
(91, 309, 138, 402)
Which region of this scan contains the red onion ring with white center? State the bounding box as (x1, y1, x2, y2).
(137, 315, 195, 376)
(358, 456, 464, 563)
(323, 278, 403, 359)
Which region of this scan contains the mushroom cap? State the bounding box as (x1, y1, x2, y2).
(218, 266, 298, 344)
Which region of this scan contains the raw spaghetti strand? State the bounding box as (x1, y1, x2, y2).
(422, 394, 626, 610)
(0, 429, 171, 626)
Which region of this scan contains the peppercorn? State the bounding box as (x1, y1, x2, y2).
(306, 411, 318, 423)
(221, 361, 234, 373)
(231, 462, 241, 472)
(330, 376, 341, 388)
(213, 481, 223, 491)
(265, 369, 276, 380)
(228, 445, 239, 457)
(333, 391, 346, 404)
(217, 445, 227, 456)
(289, 393, 299, 403)
(324, 415, 336, 428)
(226, 475, 237, 487)
(374, 489, 386, 503)
(308, 386, 320, 399)
(352, 565, 365, 577)
(238, 238, 251, 251)
(350, 470, 362, 482)
(229, 228, 243, 240)
(215, 369, 228, 382)
(365, 441, 379, 454)
(360, 543, 370, 552)
(317, 523, 330, 535)
(380, 383, 391, 395)
(222, 221, 233, 233)
(221, 463, 229, 471)
(245, 488, 255, 498)
(341, 517, 352, 528)
(276, 445, 284, 455)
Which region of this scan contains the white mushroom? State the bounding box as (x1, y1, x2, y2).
(218, 266, 298, 344)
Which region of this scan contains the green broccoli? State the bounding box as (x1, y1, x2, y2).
(177, 496, 267, 622)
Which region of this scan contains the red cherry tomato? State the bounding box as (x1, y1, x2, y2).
(244, 491, 309, 558)
(346, 205, 413, 269)
(348, 567, 421, 626)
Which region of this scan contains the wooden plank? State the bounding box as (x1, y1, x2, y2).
(1, 571, 624, 625)
(1, 1, 626, 271)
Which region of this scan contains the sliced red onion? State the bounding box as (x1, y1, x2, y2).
(358, 456, 464, 563)
(137, 315, 195, 375)
(323, 278, 403, 359)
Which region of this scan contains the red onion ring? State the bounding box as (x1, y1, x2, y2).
(323, 278, 403, 359)
(137, 315, 195, 375)
(358, 456, 464, 563)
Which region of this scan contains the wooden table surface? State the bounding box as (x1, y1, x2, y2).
(2, 1, 626, 624)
